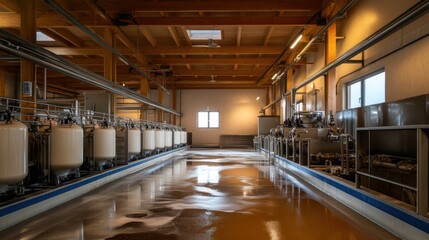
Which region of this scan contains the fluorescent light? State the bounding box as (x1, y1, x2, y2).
(256, 96, 260, 101)
(290, 34, 303, 49)
(271, 73, 278, 80)
(187, 30, 222, 40)
(119, 57, 129, 66)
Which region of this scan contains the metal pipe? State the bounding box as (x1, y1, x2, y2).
(259, 0, 358, 108)
(255, 6, 327, 86)
(43, 0, 170, 94)
(43, 68, 47, 100)
(261, 91, 292, 111)
(262, 97, 282, 111)
(282, 0, 358, 80)
(295, 0, 429, 90)
(0, 30, 181, 115)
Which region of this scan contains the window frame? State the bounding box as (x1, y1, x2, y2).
(197, 111, 220, 129)
(346, 69, 385, 109)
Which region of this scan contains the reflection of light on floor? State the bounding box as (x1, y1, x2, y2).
(127, 185, 141, 209)
(242, 186, 253, 197)
(197, 166, 220, 184)
(265, 221, 281, 240)
(150, 180, 156, 200)
(195, 186, 226, 196)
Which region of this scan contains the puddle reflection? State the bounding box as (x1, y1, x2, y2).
(1, 150, 398, 240)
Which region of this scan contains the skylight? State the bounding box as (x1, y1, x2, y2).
(36, 31, 55, 42)
(186, 30, 222, 40)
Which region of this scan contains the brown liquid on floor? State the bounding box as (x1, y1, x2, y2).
(1, 149, 399, 240)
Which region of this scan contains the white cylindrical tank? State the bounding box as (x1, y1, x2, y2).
(155, 129, 165, 149)
(173, 130, 181, 146)
(93, 126, 116, 161)
(180, 131, 187, 145)
(128, 128, 141, 155)
(50, 124, 83, 173)
(142, 129, 155, 151)
(164, 130, 173, 147)
(0, 121, 28, 184)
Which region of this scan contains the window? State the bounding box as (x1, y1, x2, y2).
(347, 81, 361, 109)
(198, 111, 219, 128)
(364, 72, 385, 106)
(186, 30, 222, 40)
(347, 70, 385, 109)
(296, 102, 303, 112)
(36, 31, 55, 42)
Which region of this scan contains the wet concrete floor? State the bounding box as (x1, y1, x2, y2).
(1, 149, 399, 240)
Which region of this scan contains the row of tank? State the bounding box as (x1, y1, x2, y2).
(0, 115, 188, 191)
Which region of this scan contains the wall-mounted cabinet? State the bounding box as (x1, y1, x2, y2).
(356, 125, 429, 216)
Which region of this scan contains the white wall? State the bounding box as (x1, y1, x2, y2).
(179, 89, 264, 146)
(336, 0, 429, 110)
(287, 0, 429, 113)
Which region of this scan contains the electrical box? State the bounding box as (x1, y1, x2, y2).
(22, 81, 32, 97)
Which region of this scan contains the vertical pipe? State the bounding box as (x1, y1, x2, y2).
(43, 68, 47, 100)
(75, 100, 79, 116)
(291, 88, 297, 114)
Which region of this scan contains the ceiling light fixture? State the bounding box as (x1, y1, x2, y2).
(256, 96, 260, 101)
(271, 73, 279, 80)
(290, 33, 303, 49)
(210, 75, 216, 83)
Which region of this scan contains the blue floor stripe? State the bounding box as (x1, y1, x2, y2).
(275, 155, 429, 234)
(0, 147, 186, 217)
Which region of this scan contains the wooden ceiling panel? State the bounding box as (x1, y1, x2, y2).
(0, 0, 327, 90)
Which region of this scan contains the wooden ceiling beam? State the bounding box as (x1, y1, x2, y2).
(132, 16, 311, 26)
(46, 28, 84, 47)
(100, 1, 322, 12)
(180, 26, 192, 46)
(1, 16, 312, 28)
(141, 27, 157, 47)
(172, 84, 265, 89)
(44, 47, 136, 56)
(44, 46, 287, 55)
(141, 46, 284, 54)
(150, 57, 275, 65)
(167, 26, 181, 47)
(0, 0, 20, 13)
(174, 80, 255, 85)
(177, 76, 259, 81)
(0, 14, 313, 28)
(38, 28, 73, 47)
(172, 69, 264, 76)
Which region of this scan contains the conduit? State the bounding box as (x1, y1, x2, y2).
(0, 30, 181, 116)
(43, 0, 170, 94)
